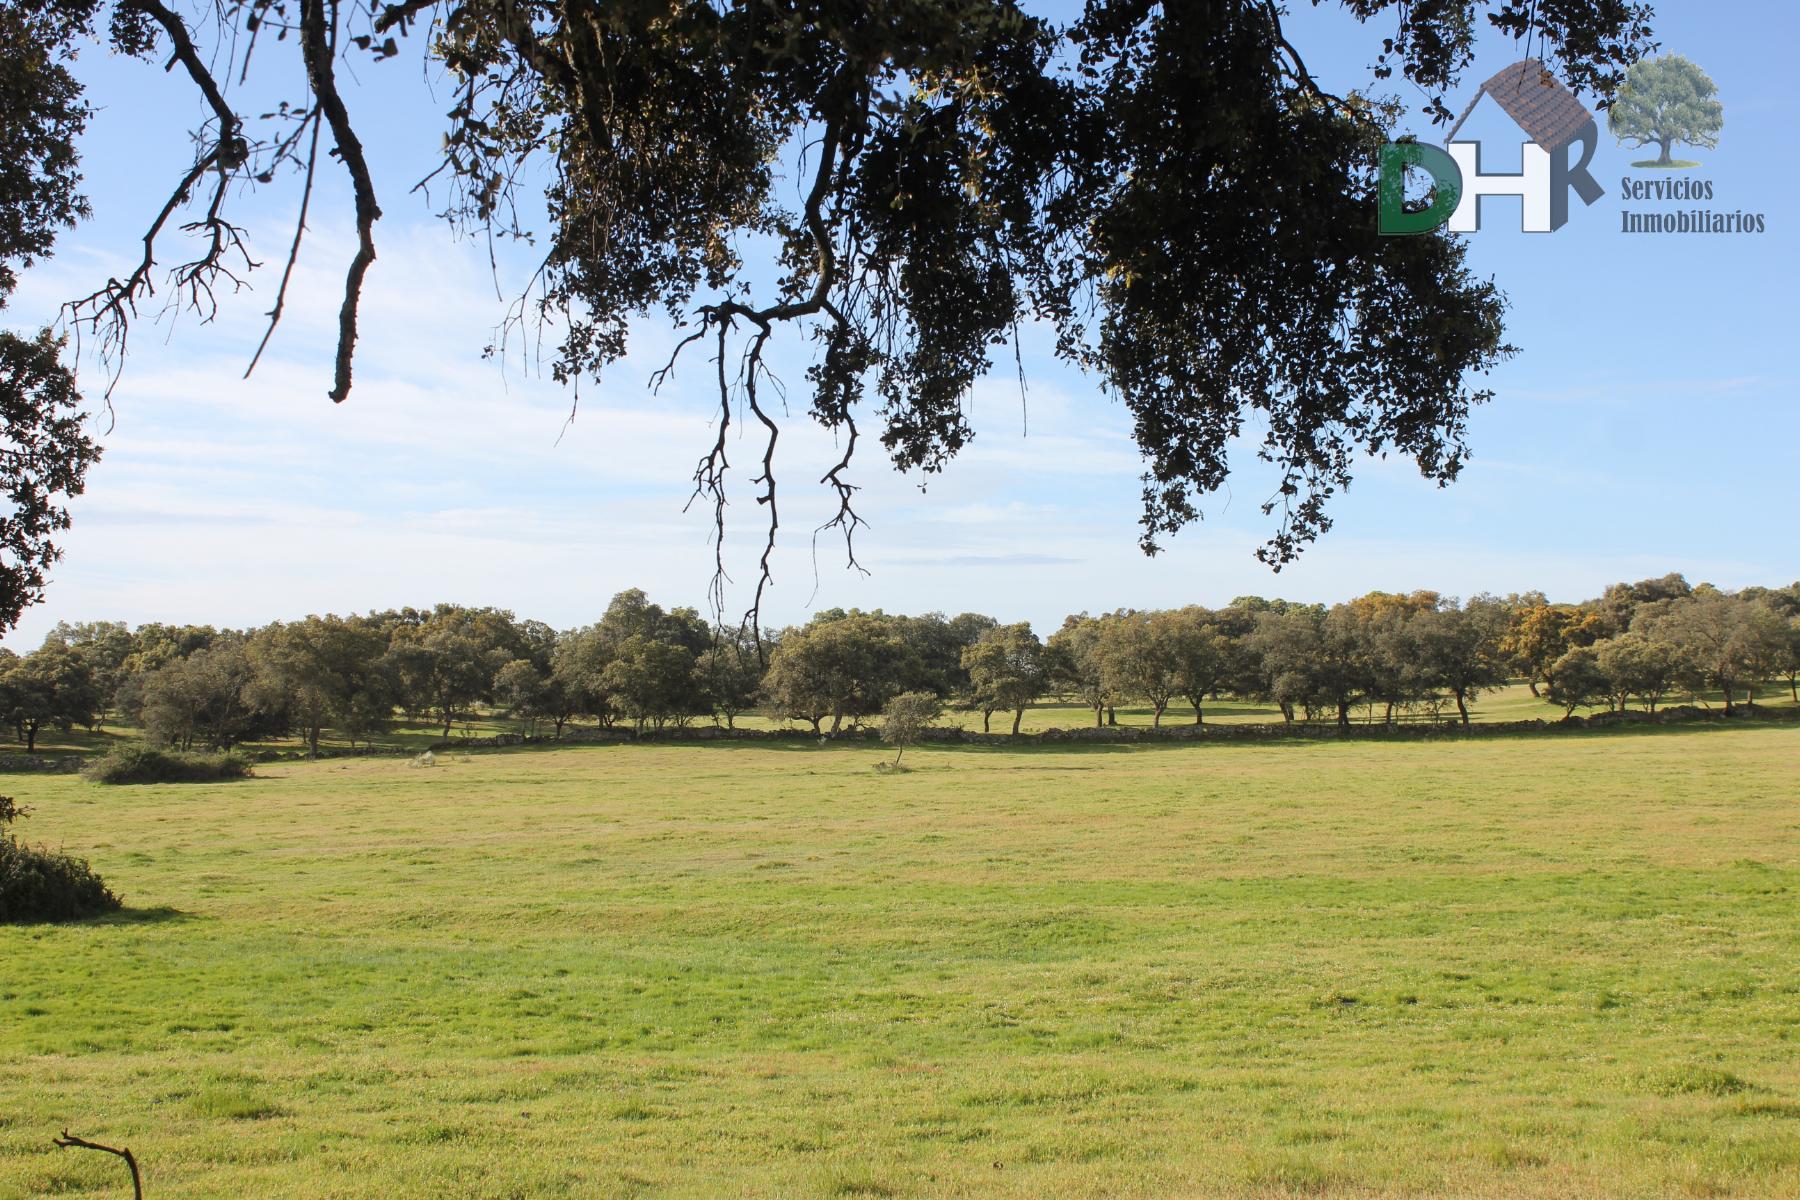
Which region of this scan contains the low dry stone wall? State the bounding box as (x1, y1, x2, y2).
(19, 701, 1784, 770)
(415, 701, 1795, 752)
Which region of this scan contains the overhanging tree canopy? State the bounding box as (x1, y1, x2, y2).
(3, 0, 1654, 635)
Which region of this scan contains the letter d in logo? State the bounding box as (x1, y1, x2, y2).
(1377, 143, 1463, 236)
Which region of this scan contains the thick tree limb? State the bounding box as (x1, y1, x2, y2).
(373, 0, 442, 35)
(124, 0, 244, 162)
(299, 0, 382, 402)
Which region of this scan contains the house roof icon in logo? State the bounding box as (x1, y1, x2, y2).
(1444, 58, 1594, 152)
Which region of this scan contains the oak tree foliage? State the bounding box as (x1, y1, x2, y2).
(0, 5, 104, 633)
(3, 0, 1654, 633)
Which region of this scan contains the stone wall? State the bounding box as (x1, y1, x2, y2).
(10, 701, 1788, 771)
(0, 755, 86, 772)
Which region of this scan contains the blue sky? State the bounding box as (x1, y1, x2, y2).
(4, 1, 1795, 647)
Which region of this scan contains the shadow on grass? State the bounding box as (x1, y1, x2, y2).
(514, 714, 1800, 758)
(4, 905, 197, 929)
(248, 703, 1800, 769)
(91, 905, 198, 927)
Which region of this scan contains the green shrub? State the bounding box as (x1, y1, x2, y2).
(82, 747, 253, 785)
(0, 796, 121, 923)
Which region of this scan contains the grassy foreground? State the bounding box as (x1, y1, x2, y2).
(2, 728, 1798, 1198)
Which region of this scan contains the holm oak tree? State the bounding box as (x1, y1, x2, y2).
(4, 0, 1655, 636)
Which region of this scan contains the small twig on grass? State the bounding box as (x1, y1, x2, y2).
(52, 1131, 144, 1199)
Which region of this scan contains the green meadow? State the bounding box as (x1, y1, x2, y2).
(4, 726, 1799, 1198)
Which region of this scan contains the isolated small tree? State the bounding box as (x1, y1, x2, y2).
(1609, 55, 1723, 166)
(880, 692, 942, 766)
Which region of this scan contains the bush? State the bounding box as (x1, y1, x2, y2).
(880, 691, 944, 765)
(0, 796, 121, 923)
(82, 746, 254, 785)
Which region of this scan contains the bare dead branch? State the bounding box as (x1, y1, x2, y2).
(643, 80, 859, 634)
(246, 111, 324, 377)
(682, 318, 736, 621)
(61, 154, 214, 398)
(56, 1, 255, 398)
(814, 405, 868, 583)
(740, 324, 780, 655)
(53, 1132, 143, 1200)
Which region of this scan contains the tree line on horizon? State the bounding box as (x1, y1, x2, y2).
(0, 574, 1796, 754)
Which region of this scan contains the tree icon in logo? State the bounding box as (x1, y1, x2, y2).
(1608, 54, 1723, 169)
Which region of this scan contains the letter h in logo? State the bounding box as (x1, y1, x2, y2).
(1446, 139, 1552, 232)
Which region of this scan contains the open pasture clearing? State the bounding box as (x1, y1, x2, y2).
(3, 726, 1798, 1198)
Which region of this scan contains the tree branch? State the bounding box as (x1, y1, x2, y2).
(246, 110, 323, 378)
(373, 0, 441, 35)
(650, 76, 858, 635)
(300, 0, 382, 402)
(53, 1132, 143, 1200)
(60, 0, 251, 397)
(125, 0, 244, 162)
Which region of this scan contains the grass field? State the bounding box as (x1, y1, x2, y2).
(4, 726, 1799, 1198)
